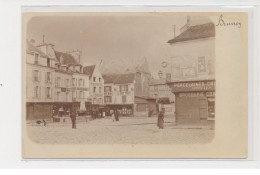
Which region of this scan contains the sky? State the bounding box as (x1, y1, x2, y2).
(26, 13, 210, 78)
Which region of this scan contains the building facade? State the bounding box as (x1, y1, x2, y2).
(166, 18, 215, 125)
(53, 64, 73, 114)
(102, 73, 135, 116)
(83, 65, 104, 105)
(26, 41, 57, 119)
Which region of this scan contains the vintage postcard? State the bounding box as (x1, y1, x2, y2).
(22, 12, 248, 158)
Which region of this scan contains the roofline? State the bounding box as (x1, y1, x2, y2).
(168, 36, 215, 45)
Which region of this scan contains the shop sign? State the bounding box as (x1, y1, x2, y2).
(178, 91, 215, 98)
(169, 80, 215, 92)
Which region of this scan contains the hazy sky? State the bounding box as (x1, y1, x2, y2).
(26, 13, 209, 78)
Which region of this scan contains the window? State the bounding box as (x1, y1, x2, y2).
(122, 95, 126, 103)
(57, 92, 60, 100)
(83, 92, 85, 99)
(46, 72, 51, 82)
(56, 77, 61, 87)
(73, 91, 76, 99)
(99, 98, 103, 104)
(46, 87, 51, 98)
(66, 79, 69, 87)
(34, 86, 40, 98)
(93, 77, 96, 82)
(47, 58, 50, 67)
(35, 54, 39, 64)
(72, 78, 76, 87)
(105, 96, 112, 103)
(93, 98, 96, 104)
(82, 80, 85, 87)
(120, 85, 128, 92)
(99, 87, 102, 93)
(80, 91, 82, 99)
(154, 85, 158, 90)
(33, 70, 40, 82)
(93, 87, 96, 93)
(99, 77, 101, 82)
(78, 79, 81, 87)
(104, 86, 112, 92)
(66, 92, 69, 101)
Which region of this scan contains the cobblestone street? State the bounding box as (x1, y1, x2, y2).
(26, 116, 214, 144)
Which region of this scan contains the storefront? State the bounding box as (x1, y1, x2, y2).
(167, 80, 215, 125)
(105, 104, 134, 116)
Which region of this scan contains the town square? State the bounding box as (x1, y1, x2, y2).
(25, 14, 215, 144)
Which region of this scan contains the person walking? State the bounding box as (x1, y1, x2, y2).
(157, 108, 165, 129)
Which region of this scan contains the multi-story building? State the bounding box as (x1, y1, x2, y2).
(103, 73, 135, 115)
(53, 64, 73, 114)
(166, 17, 215, 125)
(55, 51, 90, 111)
(26, 40, 57, 120)
(83, 65, 104, 105)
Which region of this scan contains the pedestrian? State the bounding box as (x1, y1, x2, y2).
(70, 106, 77, 129)
(43, 119, 46, 126)
(157, 108, 165, 129)
(111, 110, 115, 121)
(115, 109, 119, 121)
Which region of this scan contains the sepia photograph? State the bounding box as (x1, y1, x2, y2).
(22, 12, 247, 158)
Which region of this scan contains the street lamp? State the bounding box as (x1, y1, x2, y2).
(158, 70, 163, 79)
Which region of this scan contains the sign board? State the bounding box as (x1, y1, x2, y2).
(169, 80, 215, 92)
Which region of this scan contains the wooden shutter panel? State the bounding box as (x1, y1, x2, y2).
(33, 86, 36, 97)
(39, 87, 41, 99)
(39, 71, 41, 82)
(32, 70, 34, 81)
(50, 72, 52, 83)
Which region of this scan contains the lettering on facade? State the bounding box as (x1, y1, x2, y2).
(179, 91, 215, 98)
(171, 80, 215, 92)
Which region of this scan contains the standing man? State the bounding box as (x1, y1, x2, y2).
(70, 104, 77, 129)
(115, 109, 119, 121)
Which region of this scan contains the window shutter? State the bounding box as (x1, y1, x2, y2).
(39, 71, 41, 82)
(45, 87, 47, 98)
(33, 86, 36, 97)
(32, 70, 34, 81)
(39, 87, 41, 98)
(45, 72, 47, 83)
(50, 72, 52, 83)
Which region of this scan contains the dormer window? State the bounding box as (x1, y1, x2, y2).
(35, 54, 39, 65)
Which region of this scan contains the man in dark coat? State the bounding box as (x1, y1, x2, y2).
(70, 105, 77, 129)
(115, 109, 119, 121)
